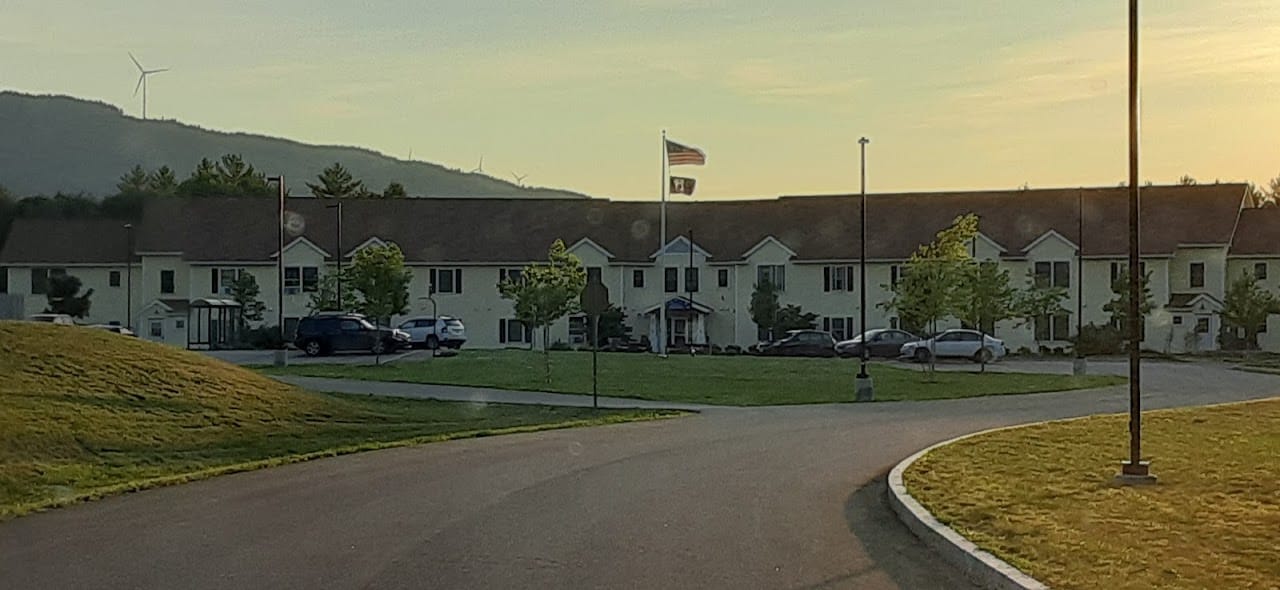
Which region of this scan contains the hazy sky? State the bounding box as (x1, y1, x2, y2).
(3, 0, 1277, 199)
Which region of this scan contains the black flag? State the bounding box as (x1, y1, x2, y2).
(670, 176, 696, 196)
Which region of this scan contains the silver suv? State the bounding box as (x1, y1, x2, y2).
(398, 316, 467, 350)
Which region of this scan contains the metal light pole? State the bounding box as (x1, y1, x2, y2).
(688, 227, 695, 354)
(266, 176, 286, 345)
(124, 223, 134, 329)
(1119, 0, 1154, 484)
(1074, 189, 1088, 375)
(326, 201, 344, 309)
(855, 137, 874, 401)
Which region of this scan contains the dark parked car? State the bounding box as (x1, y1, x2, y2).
(835, 328, 919, 358)
(294, 314, 411, 356)
(759, 330, 837, 357)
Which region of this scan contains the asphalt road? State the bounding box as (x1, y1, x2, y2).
(3, 362, 1277, 590)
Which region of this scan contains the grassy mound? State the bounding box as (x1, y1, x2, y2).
(0, 321, 668, 518)
(905, 399, 1280, 589)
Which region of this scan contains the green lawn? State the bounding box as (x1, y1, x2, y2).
(905, 399, 1280, 589)
(0, 322, 672, 519)
(264, 349, 1126, 405)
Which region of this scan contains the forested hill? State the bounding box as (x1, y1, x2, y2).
(0, 92, 589, 199)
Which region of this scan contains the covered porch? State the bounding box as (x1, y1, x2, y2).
(643, 297, 714, 352)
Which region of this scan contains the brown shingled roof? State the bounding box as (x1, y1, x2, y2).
(0, 184, 1251, 265)
(1229, 207, 1280, 256)
(0, 217, 137, 264)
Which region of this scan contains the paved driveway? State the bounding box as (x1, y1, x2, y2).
(2, 362, 1277, 590)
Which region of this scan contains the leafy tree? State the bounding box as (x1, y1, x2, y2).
(498, 239, 587, 383)
(881, 213, 978, 372)
(117, 165, 150, 194)
(749, 278, 780, 341)
(1247, 183, 1267, 207)
(381, 182, 407, 199)
(229, 273, 266, 324)
(588, 304, 628, 347)
(956, 260, 1018, 370)
(307, 162, 366, 199)
(216, 154, 270, 196)
(1014, 270, 1069, 351)
(147, 165, 177, 195)
(308, 270, 357, 313)
(1220, 270, 1280, 351)
(346, 244, 413, 324)
(775, 304, 818, 332)
(176, 158, 224, 197)
(45, 273, 93, 318)
(1178, 174, 1197, 186)
(1103, 268, 1154, 343)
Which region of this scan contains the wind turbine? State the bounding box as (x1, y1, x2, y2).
(129, 52, 168, 120)
(511, 172, 528, 187)
(470, 156, 485, 174)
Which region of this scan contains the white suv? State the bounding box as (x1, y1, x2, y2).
(398, 316, 467, 350)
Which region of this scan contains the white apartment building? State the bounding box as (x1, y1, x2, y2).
(2, 184, 1275, 353)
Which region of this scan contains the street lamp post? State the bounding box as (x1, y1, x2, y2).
(325, 202, 344, 309)
(856, 137, 874, 402)
(124, 223, 134, 329)
(1118, 0, 1154, 484)
(1074, 189, 1088, 376)
(266, 176, 286, 345)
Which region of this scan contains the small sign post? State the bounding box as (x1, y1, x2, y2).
(580, 279, 611, 409)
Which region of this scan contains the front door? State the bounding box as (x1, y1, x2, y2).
(670, 318, 688, 346)
(1195, 315, 1215, 351)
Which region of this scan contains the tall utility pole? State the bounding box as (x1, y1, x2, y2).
(688, 227, 695, 353)
(267, 176, 286, 343)
(326, 202, 344, 308)
(1074, 190, 1087, 376)
(855, 137, 873, 401)
(124, 223, 134, 329)
(1119, 0, 1154, 484)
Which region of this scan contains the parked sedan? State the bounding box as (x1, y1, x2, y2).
(758, 330, 838, 358)
(900, 329, 1006, 363)
(835, 329, 919, 358)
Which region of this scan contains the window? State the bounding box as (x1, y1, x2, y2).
(160, 270, 175, 294)
(499, 268, 524, 284)
(499, 318, 531, 344)
(664, 267, 678, 293)
(633, 269, 645, 288)
(822, 316, 855, 340)
(1255, 262, 1268, 281)
(1, 268, 9, 293)
(1034, 261, 1070, 289)
(149, 319, 163, 338)
(1173, 316, 1182, 325)
(569, 316, 588, 344)
(284, 267, 301, 294)
(1110, 261, 1147, 284)
(302, 267, 319, 292)
(1190, 262, 1205, 288)
(30, 267, 65, 295)
(430, 268, 463, 294)
(1194, 317, 1210, 334)
(211, 268, 241, 294)
(890, 317, 899, 329)
(890, 265, 908, 289)
(824, 266, 854, 292)
(175, 319, 185, 330)
(586, 266, 602, 284)
(718, 268, 729, 288)
(109, 270, 121, 287)
(757, 265, 785, 291)
(1035, 313, 1071, 341)
(684, 267, 699, 292)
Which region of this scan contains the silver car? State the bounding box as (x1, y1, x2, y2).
(900, 329, 1006, 363)
(398, 316, 467, 349)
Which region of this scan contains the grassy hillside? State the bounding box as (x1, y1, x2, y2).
(0, 92, 589, 199)
(0, 322, 667, 518)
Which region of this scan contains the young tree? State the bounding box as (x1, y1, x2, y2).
(117, 165, 150, 194)
(498, 239, 587, 383)
(955, 261, 1018, 370)
(1014, 271, 1069, 352)
(216, 154, 270, 196)
(775, 304, 818, 332)
(589, 304, 628, 347)
(307, 162, 366, 199)
(881, 213, 979, 373)
(308, 271, 358, 313)
(381, 182, 407, 199)
(1178, 174, 1197, 186)
(45, 274, 93, 318)
(147, 165, 178, 196)
(1103, 268, 1155, 343)
(749, 278, 780, 341)
(228, 273, 266, 324)
(1220, 270, 1280, 351)
(176, 158, 223, 197)
(346, 243, 413, 325)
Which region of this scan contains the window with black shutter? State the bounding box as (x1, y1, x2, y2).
(664, 267, 678, 293)
(684, 267, 699, 292)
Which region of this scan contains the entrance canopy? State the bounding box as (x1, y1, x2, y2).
(642, 297, 713, 315)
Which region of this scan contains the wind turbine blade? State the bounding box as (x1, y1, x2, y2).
(134, 74, 145, 96)
(147, 68, 170, 74)
(129, 52, 143, 72)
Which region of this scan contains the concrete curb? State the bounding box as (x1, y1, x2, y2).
(887, 427, 1050, 590)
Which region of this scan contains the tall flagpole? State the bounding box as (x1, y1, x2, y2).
(659, 130, 668, 357)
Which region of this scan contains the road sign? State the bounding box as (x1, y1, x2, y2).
(581, 280, 610, 317)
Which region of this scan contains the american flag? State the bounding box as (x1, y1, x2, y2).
(666, 140, 706, 166)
